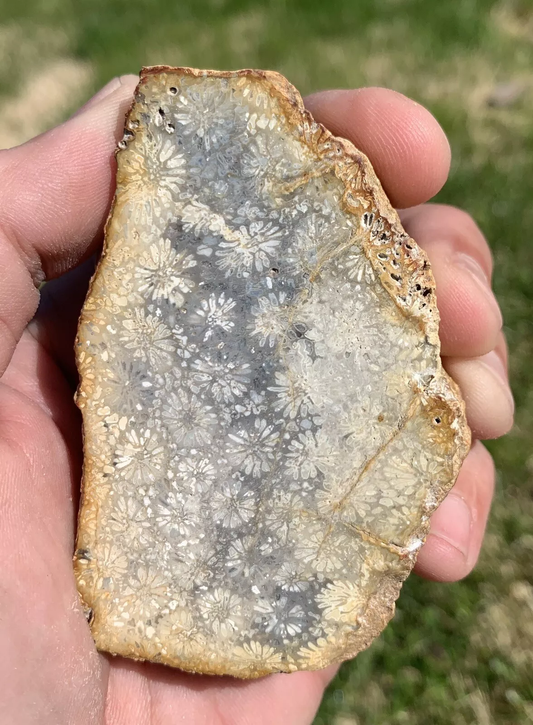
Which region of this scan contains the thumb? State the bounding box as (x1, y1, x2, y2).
(0, 74, 138, 376)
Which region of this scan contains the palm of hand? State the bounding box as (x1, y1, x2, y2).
(0, 77, 511, 725)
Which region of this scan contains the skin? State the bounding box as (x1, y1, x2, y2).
(0, 76, 513, 725)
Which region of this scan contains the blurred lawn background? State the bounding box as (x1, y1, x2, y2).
(1, 0, 532, 722)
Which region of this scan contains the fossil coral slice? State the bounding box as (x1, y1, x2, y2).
(74, 66, 470, 678)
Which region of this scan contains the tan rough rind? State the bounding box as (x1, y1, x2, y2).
(74, 66, 470, 678)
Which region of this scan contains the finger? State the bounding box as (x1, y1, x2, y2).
(0, 73, 139, 278)
(400, 204, 503, 358)
(69, 75, 134, 118)
(0, 74, 139, 376)
(1, 329, 83, 473)
(496, 328, 509, 370)
(304, 87, 451, 208)
(444, 335, 514, 440)
(414, 441, 495, 582)
(28, 257, 97, 387)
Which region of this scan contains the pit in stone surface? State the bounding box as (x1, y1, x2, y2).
(74, 67, 469, 678)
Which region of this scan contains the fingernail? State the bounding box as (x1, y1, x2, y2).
(456, 253, 503, 329)
(478, 350, 515, 415)
(430, 493, 472, 558)
(444, 353, 515, 439)
(70, 76, 136, 118)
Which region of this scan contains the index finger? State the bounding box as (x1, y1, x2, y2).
(304, 88, 451, 209)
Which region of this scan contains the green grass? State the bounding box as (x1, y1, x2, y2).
(1, 0, 532, 722)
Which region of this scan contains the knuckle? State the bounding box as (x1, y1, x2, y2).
(432, 203, 477, 228)
(431, 204, 484, 245)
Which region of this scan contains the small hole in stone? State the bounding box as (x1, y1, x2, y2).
(76, 548, 92, 561)
(270, 267, 279, 275)
(434, 416, 442, 425)
(169, 86, 178, 94)
(165, 122, 175, 134)
(158, 107, 166, 117)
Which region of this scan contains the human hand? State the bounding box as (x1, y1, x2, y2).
(0, 76, 513, 724)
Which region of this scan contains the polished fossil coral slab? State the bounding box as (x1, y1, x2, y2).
(74, 66, 469, 677)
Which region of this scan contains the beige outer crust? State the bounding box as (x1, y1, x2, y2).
(74, 66, 470, 677)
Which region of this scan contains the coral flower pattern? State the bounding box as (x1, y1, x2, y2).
(118, 133, 186, 227)
(136, 238, 197, 305)
(74, 67, 469, 678)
